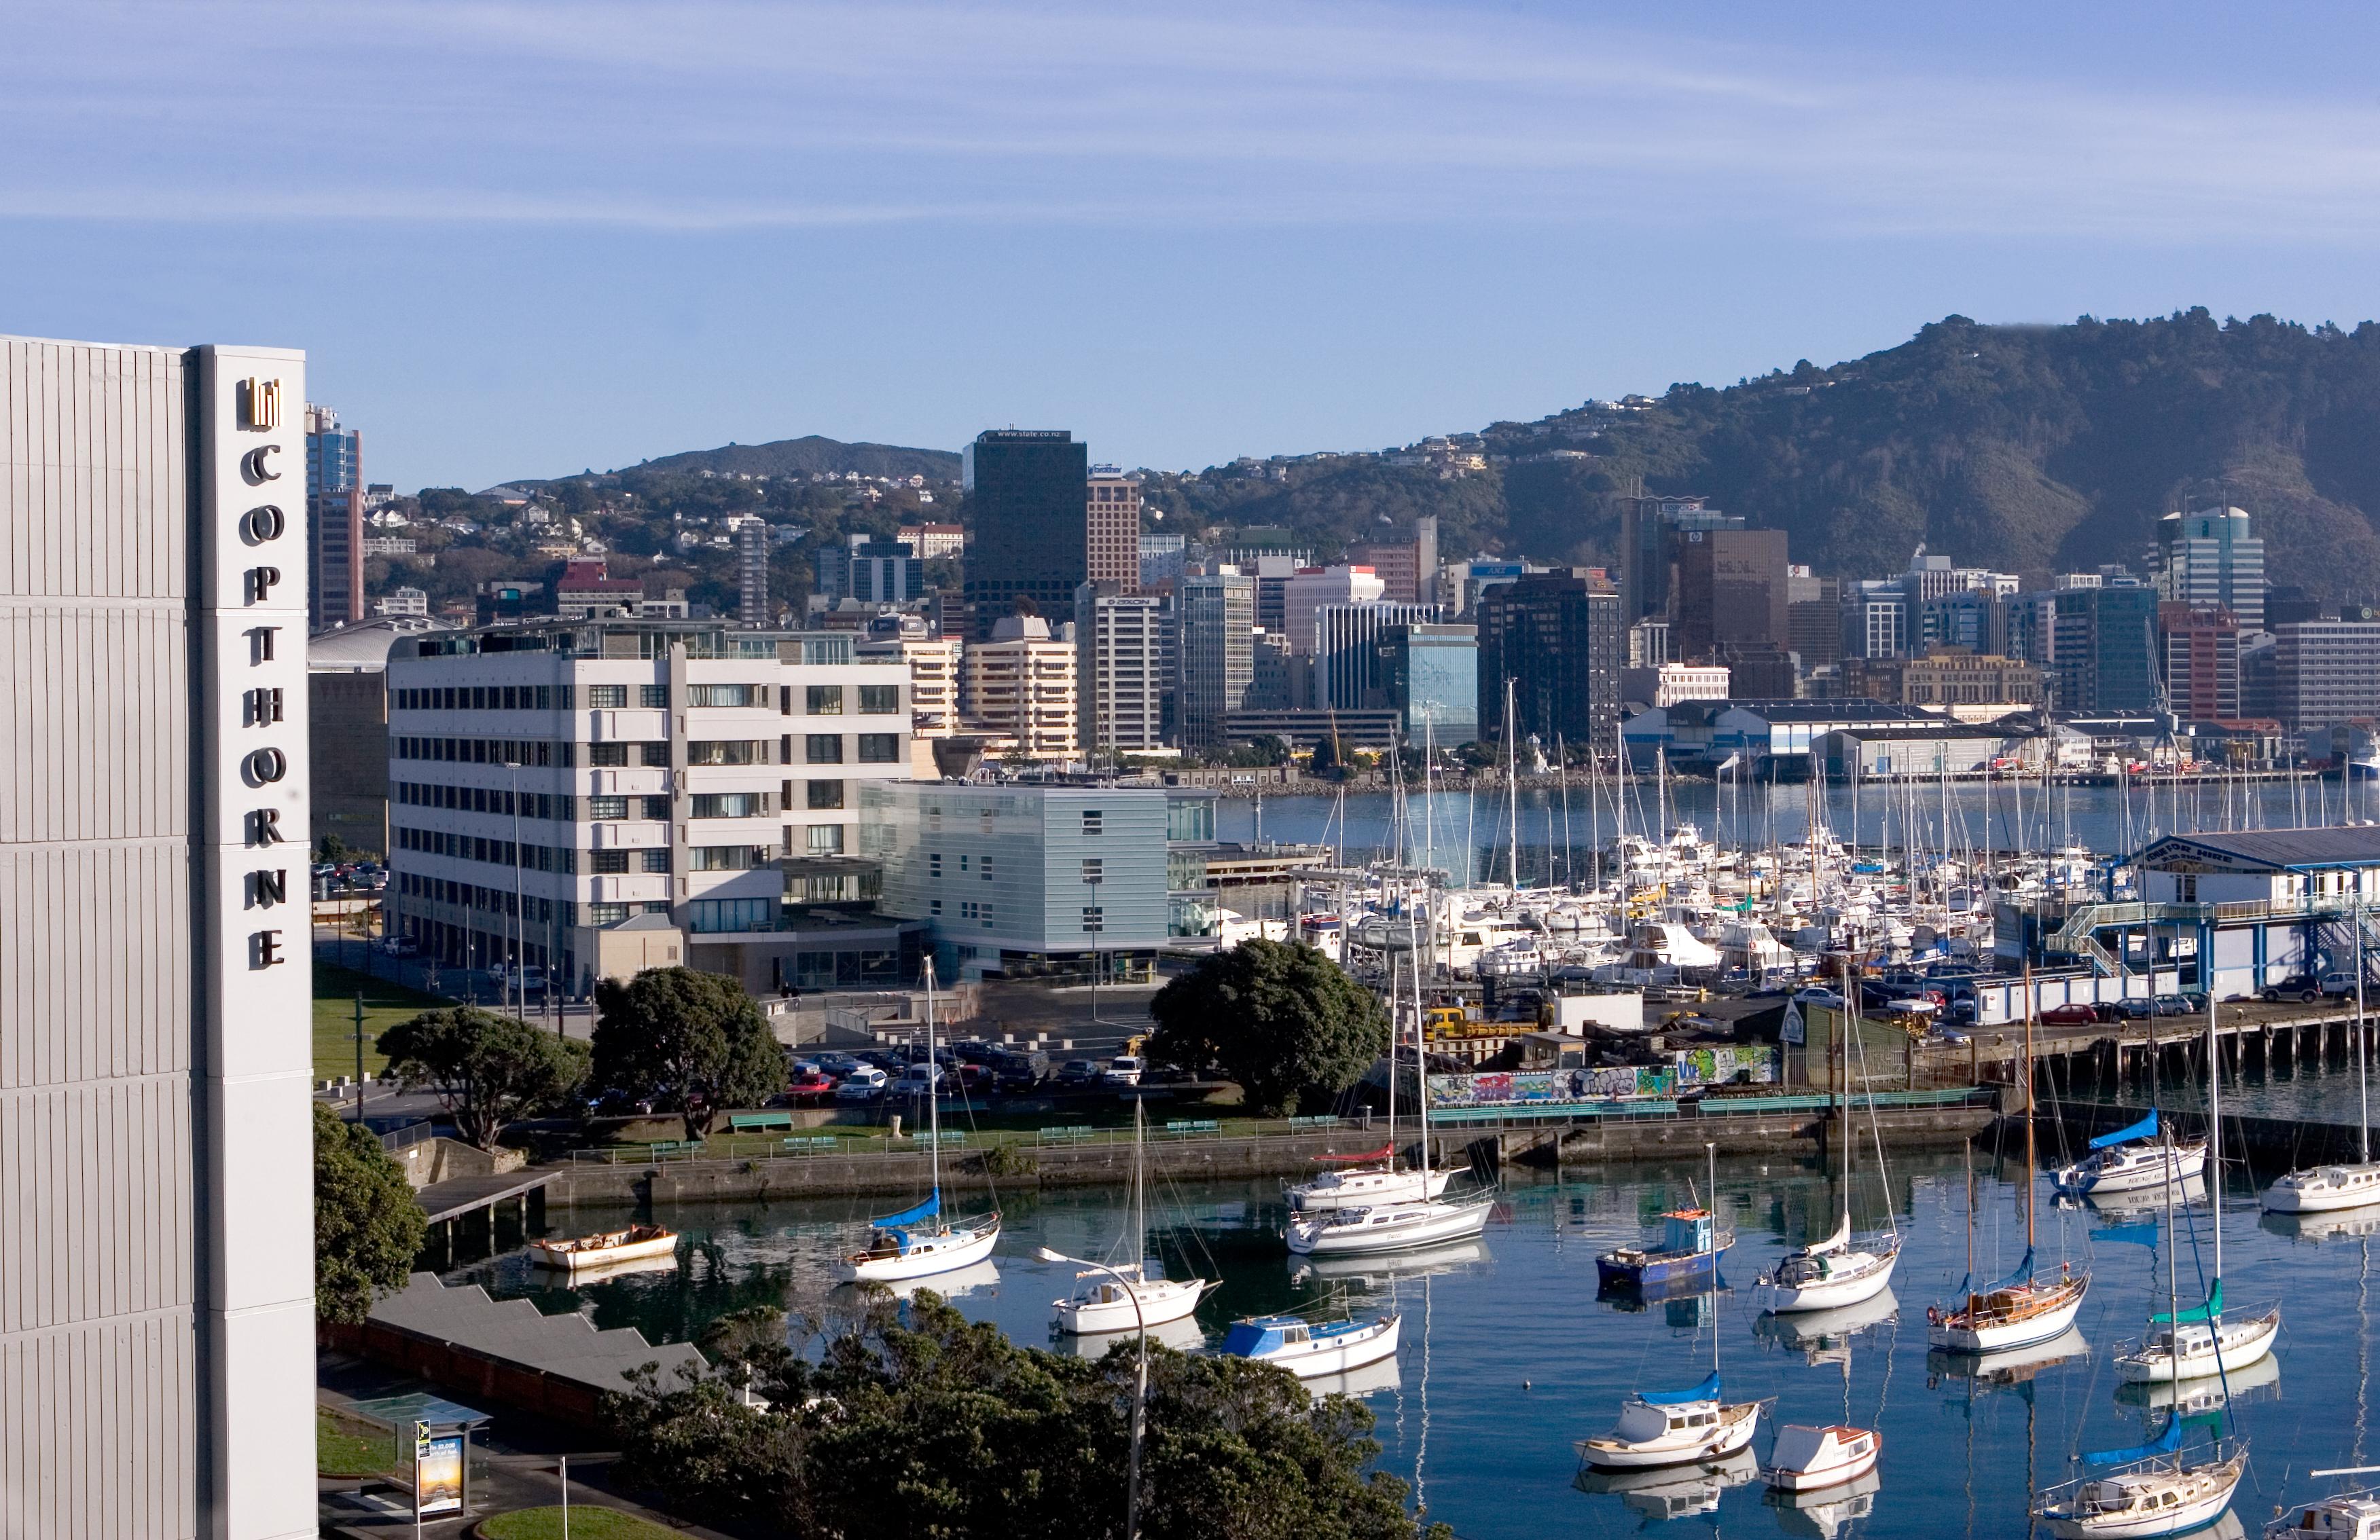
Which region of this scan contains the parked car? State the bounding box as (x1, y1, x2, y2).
(835, 1066, 889, 1103)
(950, 1038, 999, 1065)
(2178, 991, 2211, 1014)
(2115, 996, 2157, 1019)
(890, 1064, 945, 1099)
(2262, 974, 2326, 1004)
(1102, 1055, 1145, 1087)
(786, 1069, 837, 1105)
(2321, 972, 2364, 998)
(2040, 1002, 2098, 1027)
(1792, 987, 1847, 1008)
(2090, 1002, 2131, 1023)
(1943, 999, 1979, 1026)
(988, 1050, 1048, 1091)
(1056, 1059, 1103, 1087)
(814, 1052, 863, 1077)
(2151, 994, 2193, 1017)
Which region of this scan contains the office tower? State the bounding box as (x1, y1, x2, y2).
(385, 622, 911, 987)
(1707, 640, 1795, 699)
(1672, 527, 1788, 657)
(1415, 514, 1440, 606)
(1085, 464, 1142, 593)
(1617, 492, 1739, 627)
(3, 335, 315, 1537)
(1786, 568, 1842, 669)
(1627, 619, 1672, 668)
(1377, 621, 1479, 741)
(1476, 569, 1622, 751)
(964, 612, 1079, 760)
(1917, 589, 1994, 653)
(1138, 532, 1189, 592)
(961, 428, 1088, 637)
(1316, 602, 1439, 712)
(2049, 584, 2162, 715)
(1177, 568, 1255, 749)
(1345, 538, 1422, 603)
(306, 401, 363, 629)
(1280, 564, 1386, 656)
(1248, 553, 1301, 635)
(2157, 505, 2265, 631)
(1840, 583, 1908, 660)
(2273, 619, 2380, 729)
(815, 533, 915, 606)
(736, 519, 769, 625)
(1248, 630, 1295, 712)
(2160, 604, 2243, 723)
(1074, 583, 1166, 757)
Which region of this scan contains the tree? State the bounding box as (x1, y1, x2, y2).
(1147, 939, 1389, 1116)
(592, 966, 785, 1139)
(376, 1007, 590, 1150)
(609, 1291, 1441, 1540)
(313, 1100, 425, 1325)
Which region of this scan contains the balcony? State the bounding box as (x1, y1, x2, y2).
(591, 821, 667, 849)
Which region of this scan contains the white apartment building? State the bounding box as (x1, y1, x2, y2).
(2273, 621, 2380, 731)
(861, 631, 962, 776)
(1653, 662, 1732, 705)
(384, 621, 912, 995)
(1075, 585, 1167, 756)
(963, 613, 1079, 760)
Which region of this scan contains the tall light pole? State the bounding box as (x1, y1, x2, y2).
(1084, 870, 1104, 1030)
(1036, 1247, 1144, 1540)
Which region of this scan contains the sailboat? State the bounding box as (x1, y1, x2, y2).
(2055, 1110, 2209, 1197)
(1052, 1101, 1219, 1333)
(1284, 953, 1454, 1212)
(1577, 1144, 1766, 1470)
(2116, 996, 2279, 1384)
(2032, 1133, 2248, 1537)
(1928, 989, 2091, 1352)
(1753, 966, 1900, 1313)
(1286, 938, 1494, 1258)
(2266, 903, 2380, 1213)
(836, 961, 1003, 1283)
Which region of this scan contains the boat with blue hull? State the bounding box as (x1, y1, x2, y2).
(1598, 1205, 1733, 1289)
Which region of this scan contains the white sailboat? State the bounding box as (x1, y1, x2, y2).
(1576, 1143, 1765, 1470)
(1754, 964, 1898, 1314)
(2266, 905, 2380, 1213)
(1053, 1101, 1218, 1333)
(836, 961, 1003, 1283)
(1286, 936, 1493, 1258)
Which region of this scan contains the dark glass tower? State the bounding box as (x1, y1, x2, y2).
(1477, 570, 1622, 752)
(962, 428, 1087, 640)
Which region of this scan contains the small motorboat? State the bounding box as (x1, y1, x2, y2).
(2055, 1111, 2207, 1196)
(1221, 1312, 1401, 1379)
(1764, 1424, 1881, 1492)
(2263, 1489, 2380, 1538)
(527, 1224, 677, 1272)
(2262, 1162, 2380, 1214)
(1575, 1372, 1764, 1470)
(1598, 1205, 1731, 1289)
(1052, 1270, 1216, 1334)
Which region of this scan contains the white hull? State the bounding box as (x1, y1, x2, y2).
(1764, 1429, 1881, 1492)
(1288, 1166, 1454, 1211)
(2262, 1161, 2380, 1213)
(1060, 1315, 1208, 1358)
(1579, 1401, 1763, 1470)
(1242, 1315, 1403, 1378)
(528, 1231, 678, 1271)
(837, 1217, 1002, 1283)
(1053, 1276, 1213, 1334)
(1928, 1279, 2089, 1353)
(1751, 1251, 1898, 1315)
(2114, 1312, 2280, 1385)
(1285, 1196, 1492, 1256)
(2057, 1143, 2207, 1196)
(2037, 1456, 2245, 1539)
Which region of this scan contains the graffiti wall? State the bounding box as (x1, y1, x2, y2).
(1427, 1046, 1776, 1110)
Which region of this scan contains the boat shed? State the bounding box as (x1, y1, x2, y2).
(1812, 718, 2038, 781)
(1620, 699, 1938, 775)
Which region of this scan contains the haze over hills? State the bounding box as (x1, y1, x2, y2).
(520, 311, 2380, 604)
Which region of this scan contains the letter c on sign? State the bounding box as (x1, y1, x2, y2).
(241, 444, 281, 483)
(240, 505, 286, 544)
(245, 747, 287, 785)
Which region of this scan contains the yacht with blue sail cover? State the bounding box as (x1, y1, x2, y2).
(1576, 1371, 1765, 1470)
(2032, 1407, 2246, 1535)
(2056, 1110, 2208, 1197)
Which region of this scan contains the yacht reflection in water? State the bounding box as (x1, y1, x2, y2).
(1574, 1449, 1759, 1522)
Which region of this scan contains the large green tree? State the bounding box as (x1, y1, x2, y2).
(609, 1294, 1441, 1540)
(592, 966, 784, 1139)
(312, 1100, 426, 1324)
(1148, 940, 1389, 1116)
(376, 1006, 590, 1150)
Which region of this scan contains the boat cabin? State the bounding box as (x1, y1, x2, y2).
(1222, 1317, 1312, 1357)
(1661, 1209, 1718, 1257)
(2282, 1495, 2380, 1535)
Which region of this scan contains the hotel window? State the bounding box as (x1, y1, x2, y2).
(687, 739, 759, 765)
(588, 742, 628, 767)
(1083, 907, 1104, 932)
(688, 683, 765, 707)
(641, 848, 672, 873)
(691, 792, 768, 818)
(590, 849, 630, 874)
(640, 741, 671, 767)
(1081, 810, 1103, 835)
(807, 684, 844, 715)
(857, 733, 899, 763)
(929, 853, 942, 878)
(641, 684, 668, 708)
(859, 684, 900, 714)
(689, 845, 765, 871)
(585, 902, 629, 925)
(808, 780, 844, 811)
(642, 795, 671, 820)
(586, 684, 627, 709)
(806, 734, 844, 764)
(588, 795, 629, 820)
(807, 824, 846, 855)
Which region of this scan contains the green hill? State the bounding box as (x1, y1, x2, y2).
(612, 435, 959, 482)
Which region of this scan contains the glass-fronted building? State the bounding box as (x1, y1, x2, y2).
(961, 428, 1089, 638)
(1378, 621, 1479, 743)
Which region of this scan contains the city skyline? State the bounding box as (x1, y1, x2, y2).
(14, 3, 2380, 489)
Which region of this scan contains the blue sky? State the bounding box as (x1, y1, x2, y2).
(12, 1, 2380, 490)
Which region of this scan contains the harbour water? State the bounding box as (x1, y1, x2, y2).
(452, 1145, 2380, 1538)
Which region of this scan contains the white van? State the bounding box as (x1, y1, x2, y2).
(1102, 1055, 1144, 1087)
(835, 1065, 888, 1103)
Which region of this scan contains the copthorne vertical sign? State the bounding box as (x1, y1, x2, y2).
(196, 346, 319, 1540)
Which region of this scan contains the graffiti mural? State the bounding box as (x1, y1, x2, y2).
(1426, 1047, 1775, 1110)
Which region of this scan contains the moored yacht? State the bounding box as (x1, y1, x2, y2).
(1575, 1373, 1763, 1470)
(2056, 1112, 2207, 1196)
(1221, 1312, 1401, 1378)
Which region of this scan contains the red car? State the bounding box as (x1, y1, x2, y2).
(786, 1069, 837, 1106)
(2039, 1003, 2098, 1027)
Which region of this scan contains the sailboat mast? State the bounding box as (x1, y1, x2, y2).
(2362, 898, 2370, 1165)
(1841, 952, 1853, 1232)
(926, 959, 941, 1196)
(2023, 967, 2036, 1251)
(1133, 1098, 1146, 1279)
(1385, 949, 1398, 1174)
(1504, 678, 1520, 890)
(1708, 1141, 1720, 1380)
(2209, 986, 2221, 1289)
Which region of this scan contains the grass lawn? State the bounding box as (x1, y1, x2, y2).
(316, 1409, 397, 1479)
(312, 961, 451, 1084)
(477, 1505, 686, 1539)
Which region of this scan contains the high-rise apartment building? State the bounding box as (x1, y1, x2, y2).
(963, 613, 1079, 760)
(306, 402, 363, 629)
(2160, 604, 2243, 723)
(384, 623, 912, 993)
(1085, 464, 1141, 593)
(816, 533, 915, 606)
(1476, 570, 1622, 751)
(859, 618, 962, 776)
(1074, 583, 1166, 757)
(961, 428, 1088, 637)
(2273, 620, 2380, 730)
(4, 335, 316, 1538)
(1376, 622, 1479, 742)
(736, 519, 769, 625)
(1841, 584, 1908, 660)
(1617, 493, 1739, 627)
(1177, 568, 1255, 749)
(1672, 527, 1788, 657)
(2157, 505, 2265, 631)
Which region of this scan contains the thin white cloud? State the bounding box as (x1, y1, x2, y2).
(6, 1, 2380, 240)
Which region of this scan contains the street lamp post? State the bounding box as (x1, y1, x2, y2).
(1084, 872, 1104, 1030)
(1034, 1247, 1144, 1540)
